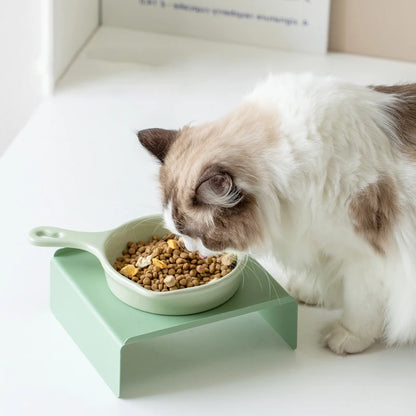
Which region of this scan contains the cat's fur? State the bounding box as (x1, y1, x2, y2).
(138, 74, 416, 354)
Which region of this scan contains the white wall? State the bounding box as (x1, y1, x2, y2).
(0, 0, 50, 157)
(0, 0, 99, 158)
(53, 0, 100, 80)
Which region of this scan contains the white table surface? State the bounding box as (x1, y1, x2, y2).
(1, 27, 415, 415)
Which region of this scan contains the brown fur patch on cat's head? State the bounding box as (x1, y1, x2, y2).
(138, 103, 278, 252)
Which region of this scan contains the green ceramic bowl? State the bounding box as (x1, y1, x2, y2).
(28, 215, 247, 315)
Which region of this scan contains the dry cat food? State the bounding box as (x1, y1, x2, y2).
(113, 233, 236, 292)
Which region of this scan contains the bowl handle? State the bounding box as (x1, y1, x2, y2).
(28, 226, 110, 256)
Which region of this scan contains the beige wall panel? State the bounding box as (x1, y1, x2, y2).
(329, 0, 416, 62)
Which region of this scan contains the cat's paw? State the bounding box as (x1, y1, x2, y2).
(286, 279, 320, 306)
(321, 322, 374, 355)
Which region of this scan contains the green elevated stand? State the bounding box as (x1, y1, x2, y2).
(51, 248, 297, 397)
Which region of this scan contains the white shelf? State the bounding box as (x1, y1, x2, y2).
(1, 27, 415, 415)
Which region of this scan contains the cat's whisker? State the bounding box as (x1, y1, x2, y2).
(245, 261, 266, 295)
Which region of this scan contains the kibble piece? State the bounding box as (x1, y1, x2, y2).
(164, 275, 177, 288)
(136, 254, 152, 268)
(167, 239, 179, 249)
(120, 265, 138, 278)
(196, 265, 204, 274)
(221, 253, 236, 266)
(152, 258, 167, 269)
(143, 276, 151, 285)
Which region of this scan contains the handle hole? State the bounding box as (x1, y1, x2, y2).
(36, 230, 63, 239)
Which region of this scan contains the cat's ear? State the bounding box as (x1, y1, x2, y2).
(195, 167, 242, 208)
(137, 128, 178, 163)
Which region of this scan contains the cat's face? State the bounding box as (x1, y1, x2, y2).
(138, 106, 270, 254)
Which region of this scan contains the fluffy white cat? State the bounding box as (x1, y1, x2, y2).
(138, 74, 416, 354)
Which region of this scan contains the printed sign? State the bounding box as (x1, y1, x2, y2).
(102, 0, 331, 53)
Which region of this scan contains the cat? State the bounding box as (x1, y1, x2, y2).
(138, 73, 416, 354)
